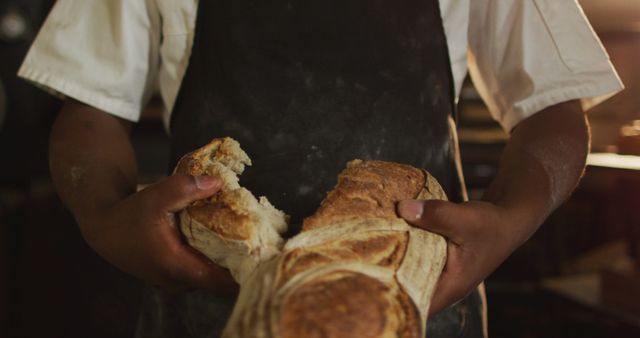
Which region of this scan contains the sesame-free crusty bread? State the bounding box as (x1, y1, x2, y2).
(175, 137, 288, 282)
(176, 138, 447, 338)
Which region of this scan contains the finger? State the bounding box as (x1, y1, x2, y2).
(428, 270, 462, 316)
(148, 174, 222, 213)
(155, 213, 237, 292)
(167, 244, 239, 293)
(427, 246, 469, 317)
(397, 199, 461, 240)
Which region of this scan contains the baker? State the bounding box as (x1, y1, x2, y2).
(19, 1, 623, 337)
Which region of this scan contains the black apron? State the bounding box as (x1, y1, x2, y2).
(137, 0, 486, 337)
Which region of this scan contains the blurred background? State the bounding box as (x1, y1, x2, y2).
(1, 0, 639, 337)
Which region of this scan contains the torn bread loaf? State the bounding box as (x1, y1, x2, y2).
(176, 138, 447, 338)
(175, 137, 288, 283)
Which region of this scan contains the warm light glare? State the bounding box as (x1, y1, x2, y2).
(587, 153, 640, 170)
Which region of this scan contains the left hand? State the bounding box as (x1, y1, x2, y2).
(398, 198, 533, 316)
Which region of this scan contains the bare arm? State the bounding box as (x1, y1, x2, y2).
(399, 100, 588, 314)
(482, 99, 588, 241)
(50, 100, 236, 292)
(50, 101, 137, 224)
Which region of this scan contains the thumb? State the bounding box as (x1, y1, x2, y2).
(397, 199, 461, 241)
(147, 174, 222, 213)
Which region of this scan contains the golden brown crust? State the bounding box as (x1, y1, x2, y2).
(175, 150, 207, 176)
(302, 160, 425, 230)
(175, 137, 251, 177)
(395, 281, 422, 338)
(278, 271, 421, 338)
(185, 197, 252, 240)
(278, 231, 409, 285)
(175, 137, 288, 285)
(174, 138, 222, 176)
(278, 272, 390, 338)
(176, 137, 259, 241)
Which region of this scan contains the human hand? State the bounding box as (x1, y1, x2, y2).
(77, 174, 237, 293)
(397, 199, 535, 316)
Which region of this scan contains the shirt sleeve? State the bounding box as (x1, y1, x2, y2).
(17, 0, 161, 122)
(468, 0, 624, 131)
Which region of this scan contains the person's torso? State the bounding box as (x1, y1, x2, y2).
(152, 0, 470, 128)
(168, 0, 464, 227)
(136, 1, 486, 338)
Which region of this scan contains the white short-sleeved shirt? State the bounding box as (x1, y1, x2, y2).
(18, 0, 623, 131)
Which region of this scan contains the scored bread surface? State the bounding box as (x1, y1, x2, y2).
(176, 138, 447, 338)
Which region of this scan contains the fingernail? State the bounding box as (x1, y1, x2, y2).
(398, 200, 424, 221)
(194, 175, 220, 190)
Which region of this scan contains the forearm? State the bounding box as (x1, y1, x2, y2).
(48, 101, 234, 290)
(399, 100, 590, 313)
(482, 100, 589, 245)
(49, 100, 137, 229)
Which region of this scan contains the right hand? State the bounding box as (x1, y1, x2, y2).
(77, 174, 237, 293)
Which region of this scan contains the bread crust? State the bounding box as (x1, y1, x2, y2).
(302, 159, 426, 230)
(174, 138, 447, 338)
(175, 137, 288, 282)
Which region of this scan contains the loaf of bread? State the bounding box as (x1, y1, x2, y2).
(175, 137, 447, 338)
(175, 138, 288, 282)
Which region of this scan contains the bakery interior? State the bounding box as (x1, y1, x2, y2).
(1, 1, 639, 337)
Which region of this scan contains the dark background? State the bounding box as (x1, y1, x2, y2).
(1, 1, 639, 337)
